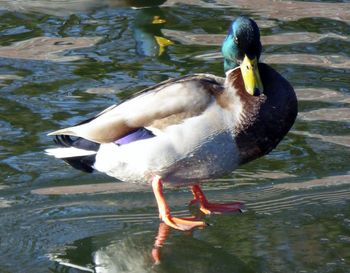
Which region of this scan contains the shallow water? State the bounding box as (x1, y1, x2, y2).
(0, 0, 350, 272)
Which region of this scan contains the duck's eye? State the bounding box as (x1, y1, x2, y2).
(234, 36, 238, 44)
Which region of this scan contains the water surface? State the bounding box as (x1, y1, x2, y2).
(0, 0, 349, 272)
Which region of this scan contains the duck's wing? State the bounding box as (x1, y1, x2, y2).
(48, 74, 225, 143)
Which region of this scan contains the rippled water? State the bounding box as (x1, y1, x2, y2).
(0, 0, 349, 272)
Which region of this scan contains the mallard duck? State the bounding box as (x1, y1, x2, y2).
(46, 16, 297, 231)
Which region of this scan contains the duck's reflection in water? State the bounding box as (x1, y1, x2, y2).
(52, 221, 253, 273)
(132, 7, 173, 57)
(96, 224, 253, 273)
(1, 0, 172, 58)
(91, 224, 175, 272)
(93, 235, 151, 273)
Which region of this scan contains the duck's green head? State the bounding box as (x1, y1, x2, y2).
(222, 16, 263, 95)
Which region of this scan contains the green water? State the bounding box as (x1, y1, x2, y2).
(0, 1, 349, 272)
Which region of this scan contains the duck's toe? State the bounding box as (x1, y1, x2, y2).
(161, 215, 206, 231)
(190, 184, 244, 215)
(198, 201, 244, 215)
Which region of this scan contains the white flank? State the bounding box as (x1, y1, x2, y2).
(45, 147, 96, 158)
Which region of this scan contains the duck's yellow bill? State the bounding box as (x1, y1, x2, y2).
(240, 55, 263, 96)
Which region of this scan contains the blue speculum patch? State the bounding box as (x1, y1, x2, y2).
(114, 128, 155, 146)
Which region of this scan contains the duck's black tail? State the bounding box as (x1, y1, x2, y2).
(46, 135, 100, 173)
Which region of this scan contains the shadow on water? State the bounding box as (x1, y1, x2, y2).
(0, 0, 350, 272)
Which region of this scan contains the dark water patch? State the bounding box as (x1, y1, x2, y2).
(294, 120, 350, 136)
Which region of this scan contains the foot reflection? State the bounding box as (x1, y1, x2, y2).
(151, 223, 170, 264)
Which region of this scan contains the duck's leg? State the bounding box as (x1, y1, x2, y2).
(190, 184, 244, 215)
(152, 175, 206, 231)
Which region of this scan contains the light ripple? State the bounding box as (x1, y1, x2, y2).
(0, 36, 102, 62)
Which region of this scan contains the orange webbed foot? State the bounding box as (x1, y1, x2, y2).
(152, 176, 206, 231)
(190, 184, 244, 215)
(161, 214, 206, 231)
